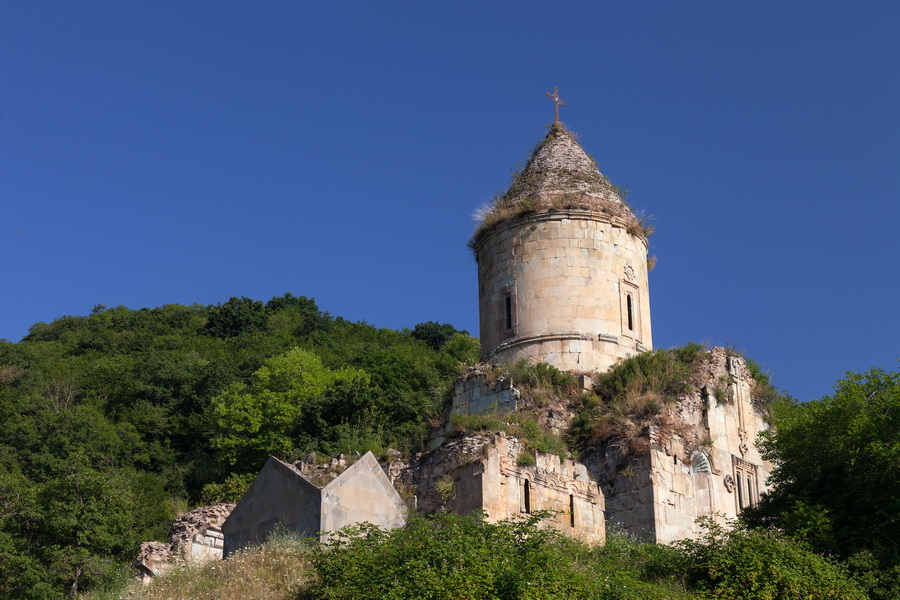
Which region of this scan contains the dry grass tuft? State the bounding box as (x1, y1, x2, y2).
(88, 534, 313, 600)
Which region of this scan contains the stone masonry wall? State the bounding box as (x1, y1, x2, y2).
(477, 210, 651, 374)
(586, 348, 774, 544)
(405, 432, 604, 543)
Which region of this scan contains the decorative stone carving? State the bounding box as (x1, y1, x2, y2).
(723, 474, 735, 493)
(624, 264, 636, 281)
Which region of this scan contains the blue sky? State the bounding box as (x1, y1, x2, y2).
(2, 2, 898, 403)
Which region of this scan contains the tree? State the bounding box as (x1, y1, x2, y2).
(745, 366, 900, 599)
(410, 321, 467, 351)
(204, 297, 268, 338)
(208, 348, 370, 471)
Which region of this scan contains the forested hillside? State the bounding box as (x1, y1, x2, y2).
(0, 295, 478, 598)
(2, 295, 897, 600)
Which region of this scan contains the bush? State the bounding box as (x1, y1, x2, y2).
(675, 518, 867, 600)
(299, 512, 690, 600)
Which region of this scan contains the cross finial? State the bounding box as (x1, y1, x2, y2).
(545, 86, 567, 123)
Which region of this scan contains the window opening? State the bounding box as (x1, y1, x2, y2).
(505, 295, 513, 330)
(747, 475, 754, 507)
(736, 475, 744, 510)
(626, 294, 634, 331)
(523, 479, 531, 514)
(569, 494, 575, 527)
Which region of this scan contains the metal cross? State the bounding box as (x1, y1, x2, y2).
(545, 86, 567, 123)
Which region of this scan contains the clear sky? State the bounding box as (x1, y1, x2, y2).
(2, 2, 898, 403)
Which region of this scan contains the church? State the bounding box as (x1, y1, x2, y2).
(416, 89, 773, 544)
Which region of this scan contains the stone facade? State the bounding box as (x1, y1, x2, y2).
(451, 364, 521, 417)
(406, 432, 604, 543)
(476, 210, 651, 373)
(222, 451, 406, 555)
(134, 118, 775, 573)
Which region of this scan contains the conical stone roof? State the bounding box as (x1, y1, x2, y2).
(473, 123, 642, 247)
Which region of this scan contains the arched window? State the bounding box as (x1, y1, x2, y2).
(523, 479, 531, 514)
(620, 280, 641, 340)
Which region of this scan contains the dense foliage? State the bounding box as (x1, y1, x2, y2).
(0, 296, 477, 598)
(293, 512, 863, 600)
(744, 367, 900, 599)
(300, 512, 690, 600)
(673, 518, 866, 599)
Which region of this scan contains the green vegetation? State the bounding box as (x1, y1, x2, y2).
(85, 529, 313, 600)
(744, 367, 900, 599)
(451, 359, 575, 459)
(2, 294, 896, 599)
(453, 411, 569, 460)
(300, 512, 692, 600)
(96, 512, 866, 600)
(674, 518, 867, 599)
(569, 344, 705, 456)
(0, 295, 477, 598)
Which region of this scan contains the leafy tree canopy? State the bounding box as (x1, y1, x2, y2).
(745, 366, 900, 599)
(208, 348, 370, 470)
(0, 293, 478, 598)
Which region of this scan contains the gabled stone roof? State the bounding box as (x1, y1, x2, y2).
(472, 123, 643, 247)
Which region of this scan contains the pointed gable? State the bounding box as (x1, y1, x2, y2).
(321, 452, 407, 536)
(222, 452, 407, 556)
(222, 457, 322, 556)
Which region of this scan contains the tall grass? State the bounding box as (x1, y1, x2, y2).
(81, 532, 313, 600)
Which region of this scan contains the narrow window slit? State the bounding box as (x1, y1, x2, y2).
(569, 494, 575, 527)
(626, 294, 634, 331)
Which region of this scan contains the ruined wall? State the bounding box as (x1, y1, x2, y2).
(451, 365, 520, 417)
(407, 432, 604, 543)
(593, 450, 656, 542)
(476, 210, 651, 374)
(587, 349, 774, 544)
(134, 504, 234, 584)
(426, 365, 521, 451)
(168, 504, 233, 561)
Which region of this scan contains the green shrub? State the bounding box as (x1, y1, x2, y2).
(675, 518, 867, 600)
(299, 512, 691, 600)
